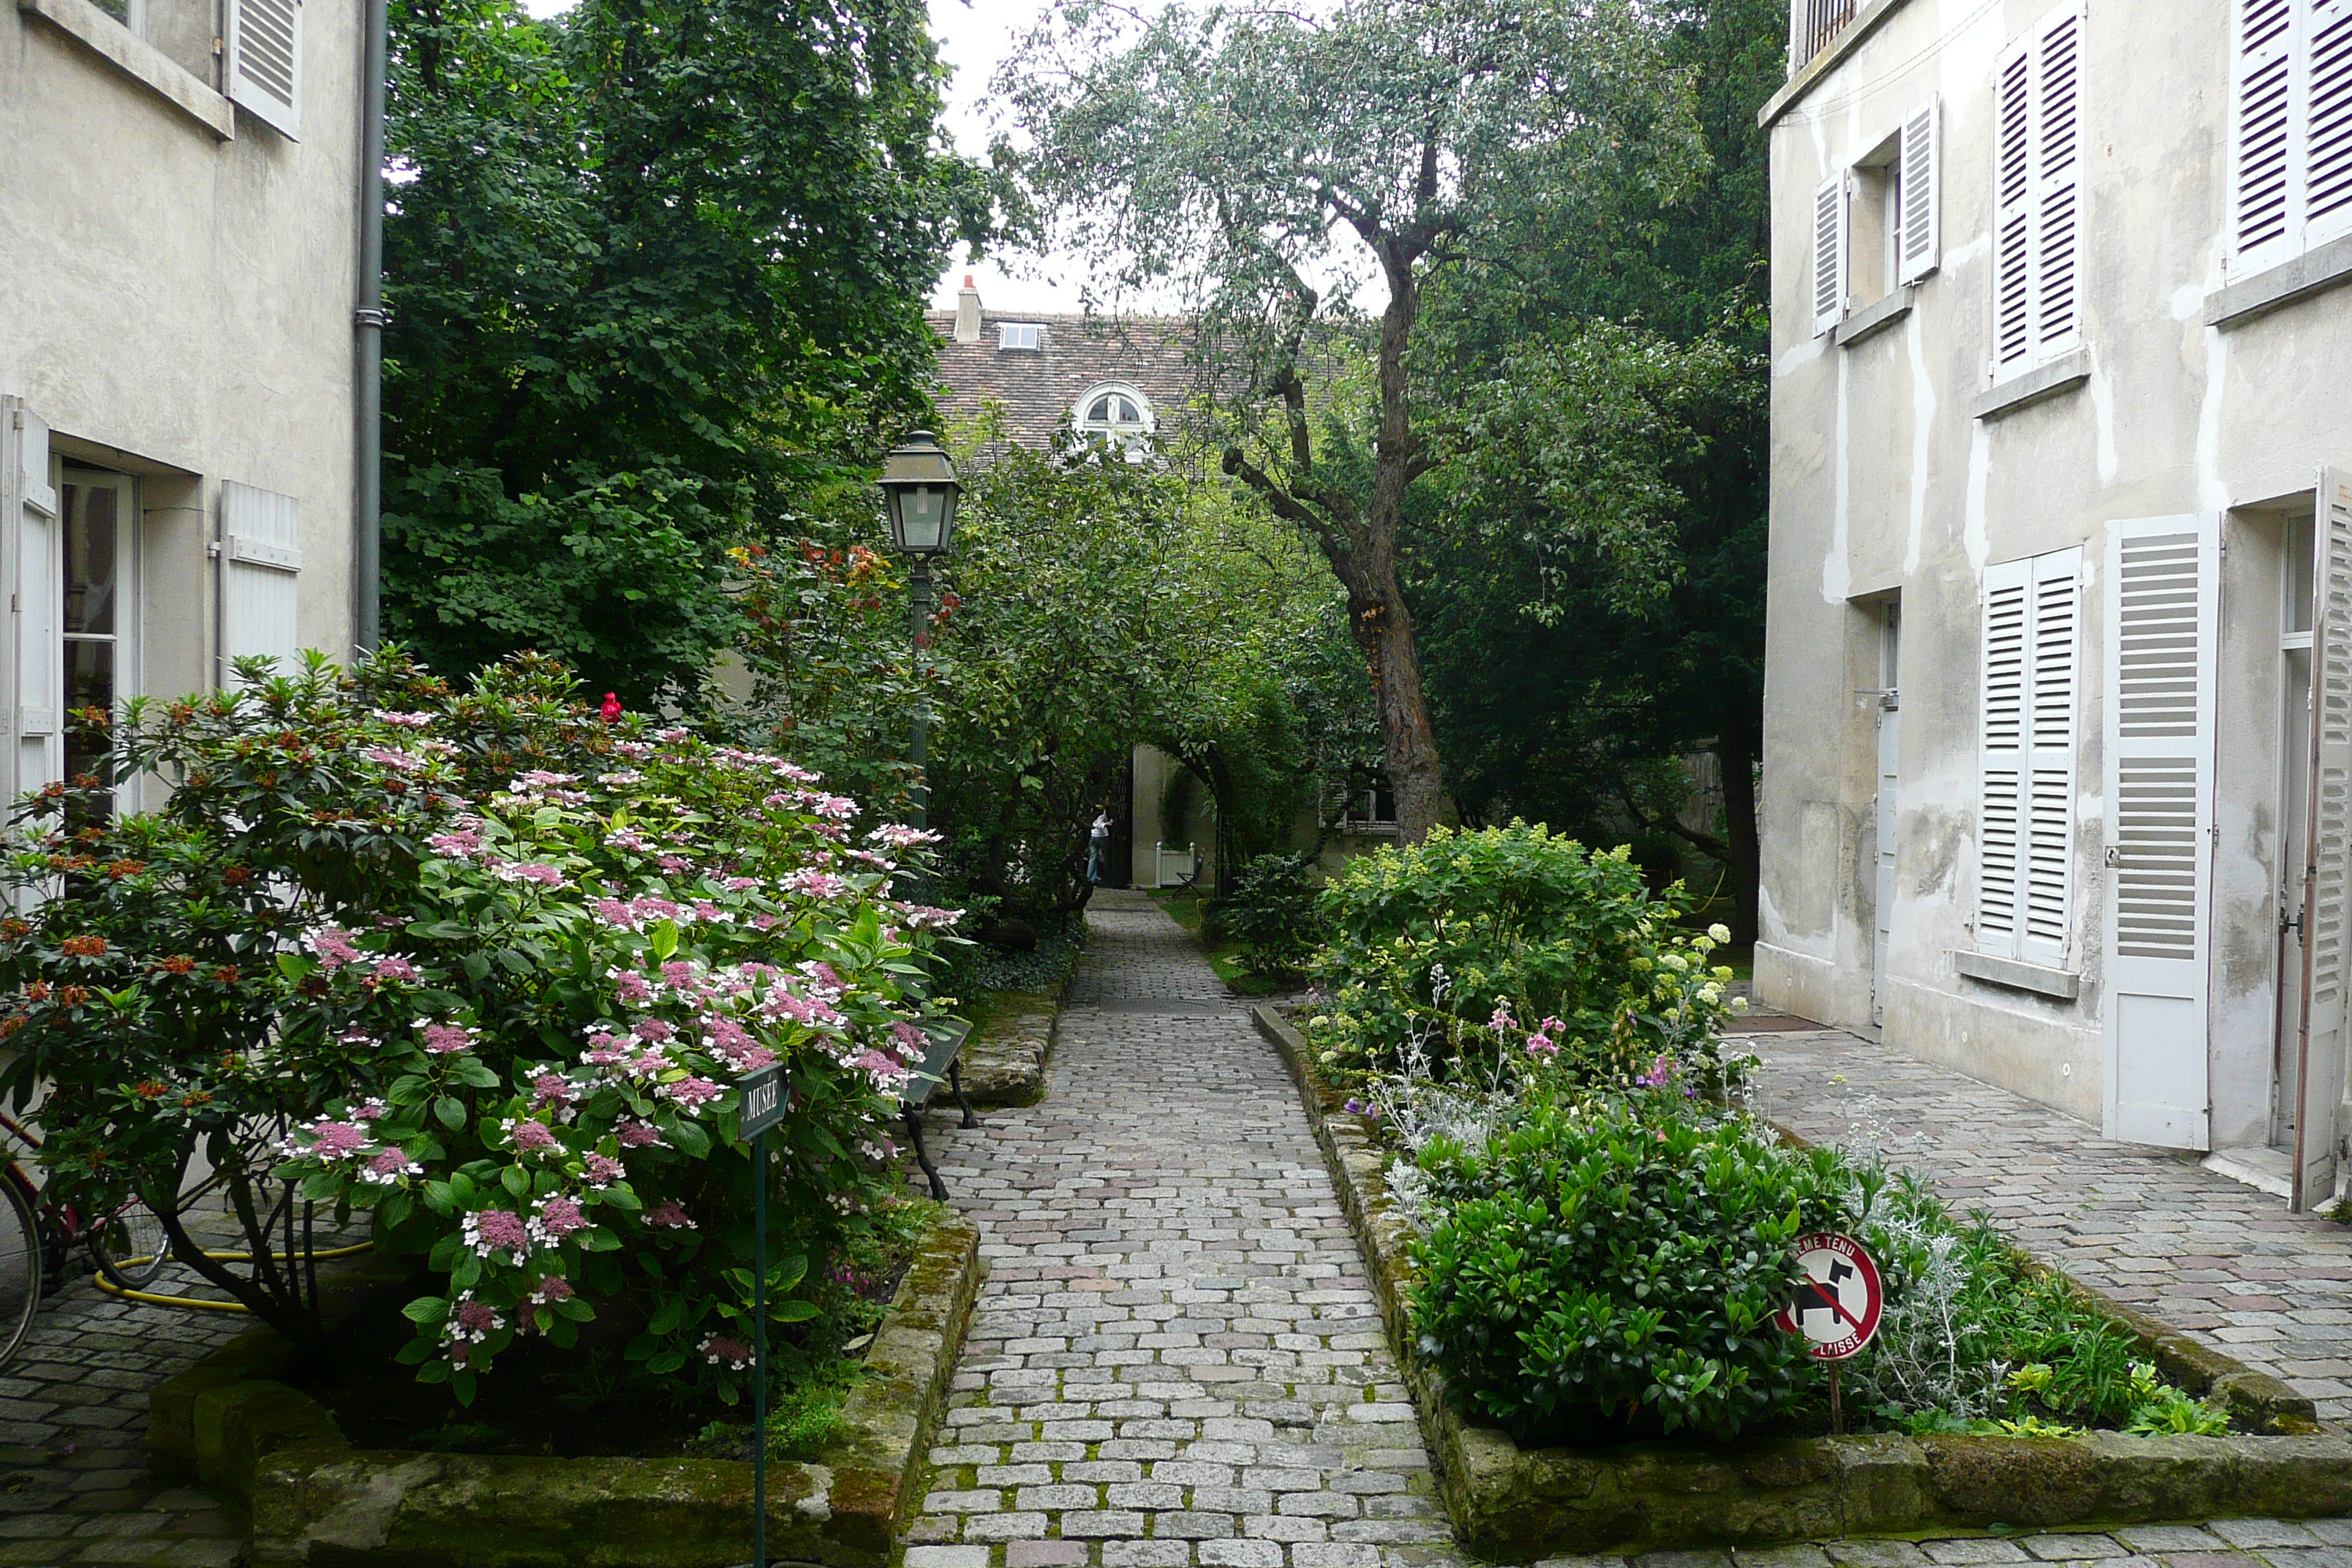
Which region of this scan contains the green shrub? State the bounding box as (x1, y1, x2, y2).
(1305, 824, 1741, 1090)
(1206, 852, 1324, 976)
(1406, 1088, 1844, 1443)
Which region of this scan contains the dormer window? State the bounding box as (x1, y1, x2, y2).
(998, 323, 1046, 351)
(1072, 382, 1153, 456)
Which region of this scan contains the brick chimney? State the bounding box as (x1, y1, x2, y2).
(954, 275, 982, 344)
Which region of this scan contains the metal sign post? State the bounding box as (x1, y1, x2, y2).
(738, 1064, 786, 1568)
(1772, 1232, 1885, 1437)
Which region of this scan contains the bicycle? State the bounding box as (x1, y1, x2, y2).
(0, 1109, 171, 1368)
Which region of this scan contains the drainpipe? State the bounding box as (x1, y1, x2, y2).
(353, 0, 388, 654)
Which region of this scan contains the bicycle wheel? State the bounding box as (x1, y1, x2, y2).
(0, 1179, 42, 1371)
(89, 1199, 168, 1292)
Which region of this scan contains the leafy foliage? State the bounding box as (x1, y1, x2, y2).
(1205, 852, 1324, 979)
(1303, 825, 1741, 1087)
(382, 0, 995, 704)
(0, 653, 952, 1407)
(1409, 1088, 1835, 1442)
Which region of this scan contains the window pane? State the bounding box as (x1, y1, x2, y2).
(1117, 398, 1139, 423)
(1089, 398, 1111, 422)
(64, 480, 118, 636)
(64, 638, 115, 791)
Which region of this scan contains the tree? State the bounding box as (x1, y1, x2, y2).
(998, 0, 1705, 843)
(1406, 0, 1782, 938)
(382, 0, 993, 706)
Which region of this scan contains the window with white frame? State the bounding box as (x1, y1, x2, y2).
(1977, 545, 2081, 966)
(1808, 99, 1941, 336)
(1989, 3, 2084, 380)
(2228, 0, 2352, 276)
(998, 323, 1046, 351)
(1072, 383, 1153, 456)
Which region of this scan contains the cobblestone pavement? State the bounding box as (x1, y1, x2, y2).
(1741, 1028, 2352, 1425)
(0, 1232, 250, 1567)
(1537, 1519, 2352, 1568)
(905, 888, 1467, 1568)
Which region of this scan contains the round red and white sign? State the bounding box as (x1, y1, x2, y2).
(1773, 1233, 1884, 1361)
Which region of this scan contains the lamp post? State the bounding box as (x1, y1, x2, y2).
(876, 431, 962, 832)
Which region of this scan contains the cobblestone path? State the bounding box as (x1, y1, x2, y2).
(0, 1240, 249, 1567)
(1741, 1028, 2352, 1424)
(905, 889, 1465, 1568)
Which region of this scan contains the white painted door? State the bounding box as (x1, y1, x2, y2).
(2293, 469, 2352, 1207)
(2104, 517, 2219, 1150)
(4, 404, 60, 807)
(1874, 605, 1901, 1027)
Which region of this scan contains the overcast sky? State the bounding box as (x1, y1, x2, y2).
(517, 0, 1098, 314)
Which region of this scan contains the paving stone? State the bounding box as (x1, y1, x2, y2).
(2114, 1532, 2228, 1555)
(1921, 1542, 2032, 1565)
(2019, 1537, 2131, 1561)
(2212, 1525, 2323, 1551)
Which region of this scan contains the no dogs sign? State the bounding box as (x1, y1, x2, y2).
(1773, 1233, 1884, 1361)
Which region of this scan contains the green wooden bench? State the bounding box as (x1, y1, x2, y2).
(900, 1018, 976, 1199)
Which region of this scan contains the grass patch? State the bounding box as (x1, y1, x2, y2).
(1146, 888, 1292, 995)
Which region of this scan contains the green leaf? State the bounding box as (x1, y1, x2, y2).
(435, 1096, 466, 1130)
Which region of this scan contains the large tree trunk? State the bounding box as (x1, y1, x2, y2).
(1332, 565, 1445, 845)
(1715, 727, 1760, 946)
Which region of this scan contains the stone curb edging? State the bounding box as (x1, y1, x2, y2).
(1249, 1003, 2352, 1563)
(148, 1210, 985, 1567)
(957, 965, 1071, 1109)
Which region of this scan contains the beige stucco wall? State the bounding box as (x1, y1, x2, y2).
(1, 0, 361, 706)
(1761, 0, 2352, 1145)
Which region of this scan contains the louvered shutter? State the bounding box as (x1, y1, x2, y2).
(2023, 549, 2081, 966)
(2103, 516, 2219, 1152)
(220, 482, 302, 685)
(2235, 0, 2300, 271)
(5, 404, 59, 809)
(2032, 5, 2084, 355)
(2306, 0, 2352, 245)
(1812, 173, 1846, 336)
(1992, 37, 2035, 376)
(2293, 470, 2352, 1208)
(1978, 559, 2031, 957)
(226, 0, 302, 140)
(1898, 97, 1942, 284)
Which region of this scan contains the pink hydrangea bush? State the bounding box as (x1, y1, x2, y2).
(0, 651, 955, 1404)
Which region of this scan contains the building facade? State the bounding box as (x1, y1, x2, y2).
(2, 0, 361, 807)
(1760, 0, 2352, 1207)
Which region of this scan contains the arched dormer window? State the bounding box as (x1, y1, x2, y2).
(1071, 382, 1153, 456)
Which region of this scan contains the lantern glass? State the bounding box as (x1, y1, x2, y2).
(878, 432, 962, 557)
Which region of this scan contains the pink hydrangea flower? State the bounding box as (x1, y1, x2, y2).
(360, 1147, 422, 1186)
(582, 1153, 625, 1189)
(528, 1276, 574, 1306)
(300, 1121, 369, 1161)
(427, 827, 484, 859)
(492, 861, 567, 888)
(615, 1120, 667, 1149)
(593, 899, 640, 930)
(507, 1120, 560, 1156)
(445, 1292, 504, 1344)
(530, 1195, 589, 1243)
(305, 927, 361, 972)
(531, 1074, 576, 1113)
(632, 1018, 675, 1044)
(462, 1208, 533, 1264)
(372, 710, 435, 728)
(866, 823, 939, 849)
(418, 1020, 476, 1055)
(699, 1333, 754, 1371)
(611, 970, 654, 1005)
(363, 746, 426, 774)
(661, 1077, 722, 1112)
(372, 954, 418, 981)
(644, 1200, 697, 1230)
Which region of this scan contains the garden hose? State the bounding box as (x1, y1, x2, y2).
(88, 1241, 374, 1313)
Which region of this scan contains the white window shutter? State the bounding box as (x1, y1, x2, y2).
(220, 482, 302, 685)
(2234, 0, 2301, 270)
(2032, 5, 2084, 355)
(1978, 559, 2032, 957)
(2293, 468, 2352, 1207)
(1992, 36, 2035, 376)
(2022, 547, 2081, 965)
(1811, 173, 1846, 336)
(226, 0, 302, 140)
(2102, 516, 2219, 1151)
(2304, 0, 2352, 245)
(1898, 96, 1942, 284)
(4, 404, 59, 807)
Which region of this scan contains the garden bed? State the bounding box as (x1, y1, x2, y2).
(1252, 1004, 2352, 1561)
(149, 1207, 984, 1568)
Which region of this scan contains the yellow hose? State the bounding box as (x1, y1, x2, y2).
(88, 1242, 374, 1312)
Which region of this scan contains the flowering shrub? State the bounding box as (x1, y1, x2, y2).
(1205, 852, 1324, 978)
(1303, 825, 1744, 1093)
(0, 652, 956, 1402)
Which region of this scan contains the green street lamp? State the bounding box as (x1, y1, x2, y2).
(876, 432, 962, 831)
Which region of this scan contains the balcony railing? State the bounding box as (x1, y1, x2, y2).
(1793, 0, 1860, 73)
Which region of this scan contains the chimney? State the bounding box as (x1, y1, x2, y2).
(954, 276, 981, 344)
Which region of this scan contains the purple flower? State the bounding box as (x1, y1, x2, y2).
(372, 954, 418, 981)
(444, 1291, 504, 1343)
(301, 1121, 369, 1161)
(507, 1120, 559, 1156)
(615, 1120, 667, 1149)
(582, 1153, 625, 1189)
(699, 1333, 754, 1370)
(531, 1073, 575, 1112)
(1637, 1052, 1676, 1089)
(644, 1200, 697, 1230)
(662, 1076, 723, 1112)
(492, 861, 567, 888)
(462, 1208, 533, 1264)
(418, 1020, 475, 1055)
(426, 828, 483, 859)
(305, 927, 362, 972)
(528, 1275, 574, 1307)
(633, 1017, 676, 1044)
(360, 1147, 421, 1186)
(363, 746, 426, 774)
(530, 1195, 589, 1243)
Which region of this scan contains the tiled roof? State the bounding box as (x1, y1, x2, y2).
(926, 309, 1202, 452)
